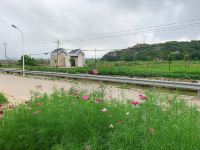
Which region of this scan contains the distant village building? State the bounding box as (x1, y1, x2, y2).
(50, 48, 85, 67)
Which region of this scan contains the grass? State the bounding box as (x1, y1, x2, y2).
(0, 88, 200, 149)
(0, 93, 7, 104)
(23, 61, 200, 80)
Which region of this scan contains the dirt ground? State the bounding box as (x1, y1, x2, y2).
(0, 73, 200, 106)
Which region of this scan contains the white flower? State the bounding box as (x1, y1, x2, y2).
(109, 124, 114, 128)
(101, 108, 107, 112)
(126, 112, 129, 115)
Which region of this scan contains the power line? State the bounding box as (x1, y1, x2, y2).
(2, 18, 200, 46)
(60, 22, 200, 42)
(22, 20, 200, 44)
(58, 18, 200, 40)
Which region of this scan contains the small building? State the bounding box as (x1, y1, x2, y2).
(50, 48, 85, 68)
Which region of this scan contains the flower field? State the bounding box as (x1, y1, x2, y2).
(0, 89, 200, 149)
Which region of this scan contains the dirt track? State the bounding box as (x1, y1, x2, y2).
(0, 73, 199, 106)
(0, 74, 144, 104)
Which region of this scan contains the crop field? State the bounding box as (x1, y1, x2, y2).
(0, 88, 200, 149)
(24, 61, 200, 80)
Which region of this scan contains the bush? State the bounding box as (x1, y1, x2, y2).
(18, 55, 37, 66)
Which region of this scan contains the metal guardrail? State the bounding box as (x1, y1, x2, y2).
(0, 68, 200, 98)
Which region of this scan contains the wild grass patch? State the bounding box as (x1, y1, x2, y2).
(0, 93, 7, 104)
(0, 90, 199, 149)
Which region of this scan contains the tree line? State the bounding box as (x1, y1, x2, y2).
(102, 40, 200, 61)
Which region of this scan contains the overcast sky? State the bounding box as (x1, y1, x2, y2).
(0, 0, 200, 59)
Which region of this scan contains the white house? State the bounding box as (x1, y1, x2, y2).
(50, 48, 85, 67)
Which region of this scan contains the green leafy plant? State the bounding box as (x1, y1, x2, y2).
(0, 93, 7, 104)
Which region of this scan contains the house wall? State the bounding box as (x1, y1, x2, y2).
(50, 54, 57, 67)
(65, 55, 71, 67)
(58, 52, 66, 67)
(77, 52, 85, 67)
(75, 57, 78, 66)
(50, 50, 85, 68)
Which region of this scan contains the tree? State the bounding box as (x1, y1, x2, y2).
(18, 55, 37, 66)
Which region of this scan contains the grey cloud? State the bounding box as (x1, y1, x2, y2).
(0, 0, 200, 59)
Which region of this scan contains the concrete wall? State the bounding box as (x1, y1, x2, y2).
(58, 52, 66, 67)
(50, 54, 57, 67)
(65, 55, 71, 67)
(75, 57, 78, 66)
(77, 52, 85, 67)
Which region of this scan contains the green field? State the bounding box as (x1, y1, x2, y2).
(0, 89, 200, 149)
(24, 61, 200, 80)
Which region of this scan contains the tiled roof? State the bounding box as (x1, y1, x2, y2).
(51, 48, 67, 55)
(68, 49, 82, 56)
(51, 48, 83, 56)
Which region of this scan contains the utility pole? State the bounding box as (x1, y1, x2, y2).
(11, 24, 25, 76)
(56, 39, 61, 68)
(3, 42, 7, 66)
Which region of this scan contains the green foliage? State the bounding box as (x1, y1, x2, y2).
(102, 40, 200, 61)
(0, 93, 7, 104)
(26, 61, 200, 80)
(18, 55, 37, 66)
(0, 90, 200, 149)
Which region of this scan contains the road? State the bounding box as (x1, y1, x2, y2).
(0, 74, 145, 104)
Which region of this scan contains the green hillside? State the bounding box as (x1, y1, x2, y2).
(102, 40, 200, 61)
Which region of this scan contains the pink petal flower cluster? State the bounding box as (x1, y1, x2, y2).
(82, 95, 90, 101)
(130, 100, 141, 106)
(93, 69, 98, 75)
(95, 98, 102, 104)
(139, 95, 147, 100)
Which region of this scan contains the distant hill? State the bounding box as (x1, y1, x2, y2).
(102, 40, 200, 61)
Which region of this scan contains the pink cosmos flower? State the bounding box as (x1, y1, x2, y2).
(95, 98, 102, 104)
(130, 100, 141, 106)
(82, 95, 90, 100)
(101, 108, 107, 112)
(139, 95, 147, 100)
(93, 69, 98, 75)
